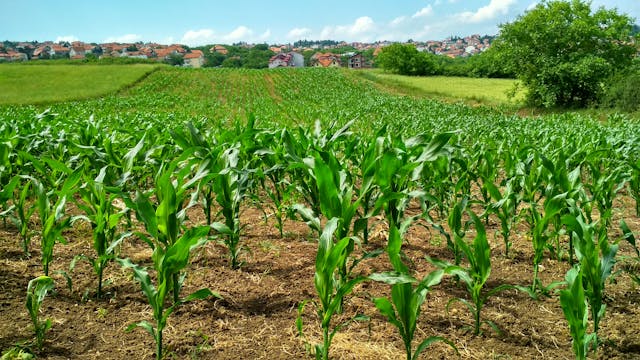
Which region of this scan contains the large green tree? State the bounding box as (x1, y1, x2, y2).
(494, 0, 636, 107)
(378, 43, 438, 76)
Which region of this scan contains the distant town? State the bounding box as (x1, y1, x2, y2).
(0, 35, 494, 68)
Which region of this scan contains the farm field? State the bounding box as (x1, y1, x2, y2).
(355, 70, 526, 106)
(0, 66, 640, 360)
(0, 64, 159, 105)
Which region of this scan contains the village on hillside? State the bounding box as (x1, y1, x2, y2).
(0, 34, 494, 68)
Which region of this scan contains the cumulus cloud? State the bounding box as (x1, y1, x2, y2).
(103, 34, 142, 43)
(457, 0, 516, 23)
(320, 16, 375, 41)
(413, 5, 434, 18)
(287, 27, 313, 39)
(390, 16, 407, 27)
(55, 35, 79, 43)
(180, 26, 271, 45)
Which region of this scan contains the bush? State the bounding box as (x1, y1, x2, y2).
(601, 63, 640, 112)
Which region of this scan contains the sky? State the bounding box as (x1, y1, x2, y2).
(1, 0, 639, 46)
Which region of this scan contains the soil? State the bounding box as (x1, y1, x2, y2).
(1, 197, 639, 360)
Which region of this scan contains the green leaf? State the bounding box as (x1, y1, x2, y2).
(414, 336, 458, 359)
(369, 271, 417, 285)
(126, 321, 156, 338)
(182, 288, 220, 303)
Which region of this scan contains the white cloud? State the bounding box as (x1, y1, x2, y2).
(320, 16, 375, 41)
(180, 27, 271, 45)
(413, 5, 434, 18)
(287, 27, 313, 39)
(55, 35, 79, 43)
(457, 0, 516, 23)
(225, 26, 253, 42)
(390, 16, 407, 27)
(103, 34, 142, 43)
(259, 29, 272, 41)
(182, 29, 215, 44)
(526, 2, 538, 11)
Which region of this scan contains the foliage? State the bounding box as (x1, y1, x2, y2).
(428, 213, 515, 335)
(164, 53, 184, 66)
(33, 167, 82, 276)
(297, 218, 369, 360)
(25, 276, 55, 351)
(73, 166, 131, 298)
(377, 44, 439, 76)
(559, 267, 595, 360)
(370, 224, 456, 360)
(562, 211, 618, 348)
(600, 61, 640, 112)
(118, 230, 219, 360)
(494, 0, 637, 107)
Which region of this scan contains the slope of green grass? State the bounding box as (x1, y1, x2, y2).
(354, 69, 525, 106)
(0, 64, 159, 105)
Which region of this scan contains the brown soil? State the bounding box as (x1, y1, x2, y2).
(1, 199, 639, 360)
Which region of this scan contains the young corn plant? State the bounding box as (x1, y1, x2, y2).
(370, 224, 456, 360)
(561, 211, 618, 349)
(432, 197, 469, 267)
(294, 149, 367, 274)
(525, 193, 567, 297)
(559, 267, 595, 360)
(33, 168, 83, 276)
(584, 160, 626, 228)
(483, 179, 521, 257)
(209, 143, 255, 269)
(373, 132, 454, 249)
(73, 166, 131, 299)
(118, 226, 219, 360)
(25, 276, 55, 351)
(2, 176, 37, 255)
(296, 218, 369, 360)
(127, 157, 208, 303)
(254, 129, 292, 238)
(428, 213, 515, 335)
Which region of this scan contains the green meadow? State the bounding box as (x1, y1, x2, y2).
(357, 69, 526, 106)
(0, 64, 159, 105)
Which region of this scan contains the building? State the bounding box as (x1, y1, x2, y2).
(184, 50, 205, 68)
(268, 52, 304, 68)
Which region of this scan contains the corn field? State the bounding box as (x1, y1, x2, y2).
(0, 67, 639, 359)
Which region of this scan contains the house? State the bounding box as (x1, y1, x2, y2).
(50, 45, 70, 58)
(69, 46, 86, 59)
(311, 53, 341, 67)
(209, 45, 228, 55)
(348, 53, 367, 69)
(184, 50, 205, 68)
(32, 45, 51, 59)
(0, 51, 27, 62)
(268, 52, 304, 68)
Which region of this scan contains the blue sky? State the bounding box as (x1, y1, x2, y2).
(1, 0, 638, 45)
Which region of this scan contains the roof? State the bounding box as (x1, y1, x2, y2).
(184, 50, 204, 59)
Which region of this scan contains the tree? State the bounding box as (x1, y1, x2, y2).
(378, 43, 438, 76)
(165, 53, 184, 66)
(494, 0, 636, 107)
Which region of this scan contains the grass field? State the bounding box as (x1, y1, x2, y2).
(356, 69, 526, 106)
(0, 64, 159, 105)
